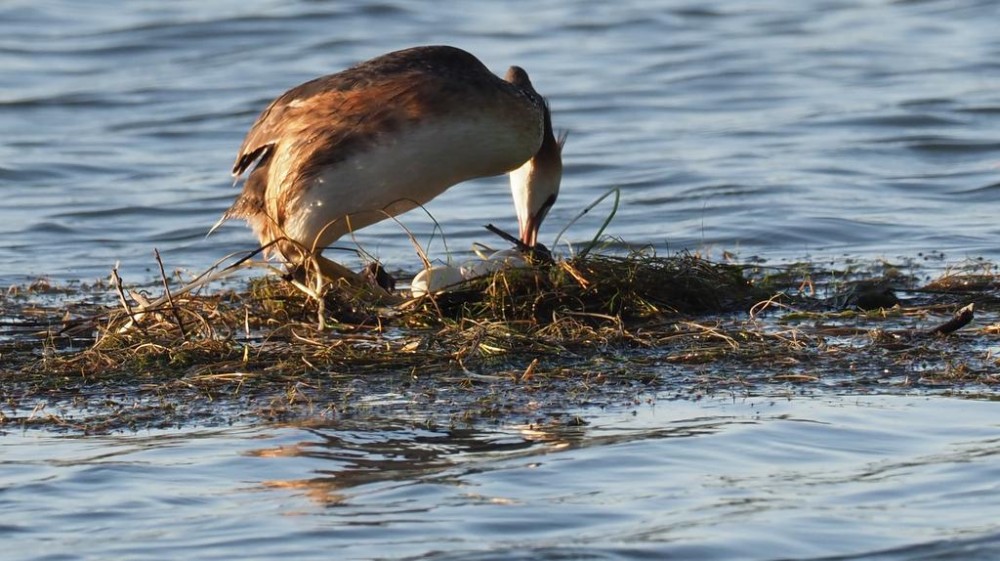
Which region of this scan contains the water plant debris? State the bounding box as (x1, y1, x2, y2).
(2, 249, 998, 433)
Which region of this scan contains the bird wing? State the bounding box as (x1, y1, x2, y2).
(232, 46, 500, 180)
(232, 75, 440, 182)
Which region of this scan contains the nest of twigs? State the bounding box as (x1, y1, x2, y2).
(4, 249, 1000, 432)
(410, 251, 759, 324)
(2, 251, 757, 393)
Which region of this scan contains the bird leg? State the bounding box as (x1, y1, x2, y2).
(285, 253, 399, 304)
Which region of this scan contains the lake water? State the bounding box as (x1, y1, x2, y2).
(2, 1, 1000, 559)
(3, 395, 999, 560)
(3, 0, 1000, 284)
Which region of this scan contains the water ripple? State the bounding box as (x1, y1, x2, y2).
(2, 0, 999, 281)
(8, 397, 997, 560)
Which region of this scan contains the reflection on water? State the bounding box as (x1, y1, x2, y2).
(5, 396, 996, 560)
(251, 425, 545, 506)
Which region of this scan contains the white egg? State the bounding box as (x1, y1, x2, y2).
(460, 259, 500, 279)
(461, 249, 528, 280)
(411, 249, 533, 296)
(410, 265, 467, 297)
(488, 249, 527, 268)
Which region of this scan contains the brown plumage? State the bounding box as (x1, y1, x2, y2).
(216, 45, 561, 280)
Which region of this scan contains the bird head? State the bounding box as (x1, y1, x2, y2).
(505, 67, 565, 248)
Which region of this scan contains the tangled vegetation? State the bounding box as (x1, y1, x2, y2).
(2, 248, 998, 432)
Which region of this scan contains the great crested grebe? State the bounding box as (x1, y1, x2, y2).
(214, 45, 564, 285)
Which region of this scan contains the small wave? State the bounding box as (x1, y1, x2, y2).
(51, 206, 179, 220)
(812, 114, 962, 129)
(0, 165, 67, 182)
(26, 221, 75, 235)
(147, 226, 215, 243)
(0, 92, 135, 109)
(950, 180, 1000, 196)
(956, 105, 1000, 116)
(868, 134, 1000, 154)
(907, 138, 1000, 154)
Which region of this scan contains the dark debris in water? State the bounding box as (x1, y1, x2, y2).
(2, 251, 998, 433)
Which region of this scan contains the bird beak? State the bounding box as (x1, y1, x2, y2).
(510, 102, 565, 248)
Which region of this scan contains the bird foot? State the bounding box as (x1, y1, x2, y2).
(285, 256, 401, 305)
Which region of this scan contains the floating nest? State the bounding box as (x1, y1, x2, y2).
(2, 250, 998, 432)
(408, 251, 760, 324)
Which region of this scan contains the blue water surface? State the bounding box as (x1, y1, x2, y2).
(2, 2, 999, 560)
(2, 0, 999, 283)
(3, 395, 999, 561)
